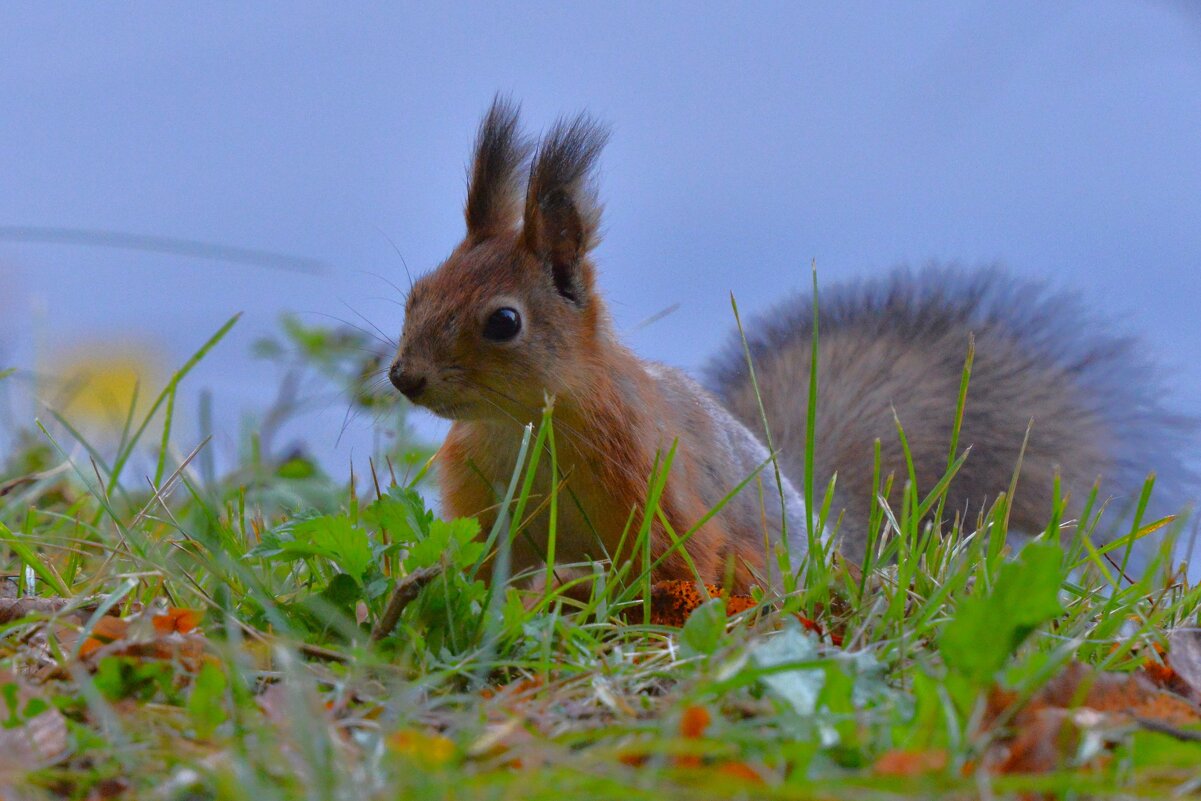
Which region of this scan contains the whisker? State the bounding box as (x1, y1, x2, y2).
(303, 311, 395, 350)
(366, 294, 406, 308)
(340, 301, 398, 349)
(371, 226, 415, 292)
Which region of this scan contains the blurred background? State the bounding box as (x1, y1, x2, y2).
(1, 2, 1199, 482)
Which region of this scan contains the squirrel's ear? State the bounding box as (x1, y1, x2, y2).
(522, 113, 609, 305)
(464, 96, 533, 241)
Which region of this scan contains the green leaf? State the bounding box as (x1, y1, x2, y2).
(749, 624, 824, 715)
(320, 572, 362, 610)
(818, 663, 857, 747)
(1, 683, 19, 728)
(276, 454, 320, 480)
(290, 516, 374, 585)
(186, 662, 228, 740)
(362, 490, 422, 546)
(405, 518, 482, 571)
(679, 597, 726, 657)
(940, 540, 1065, 684)
(93, 657, 175, 702)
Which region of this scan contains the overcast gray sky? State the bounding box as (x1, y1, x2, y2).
(2, 2, 1200, 473)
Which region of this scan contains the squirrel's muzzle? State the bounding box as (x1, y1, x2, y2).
(389, 361, 427, 400)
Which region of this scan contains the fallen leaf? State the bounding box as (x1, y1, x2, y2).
(388, 728, 457, 765)
(1039, 662, 1201, 728)
(980, 661, 1201, 775)
(715, 760, 764, 783)
(679, 705, 711, 739)
(997, 707, 1081, 774)
(467, 717, 531, 761)
(874, 748, 949, 776)
(79, 616, 130, 657)
(750, 626, 824, 716)
(151, 607, 202, 635)
(0, 596, 137, 626)
(0, 671, 70, 776)
(1168, 628, 1201, 698)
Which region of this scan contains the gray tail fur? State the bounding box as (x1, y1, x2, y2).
(707, 266, 1196, 558)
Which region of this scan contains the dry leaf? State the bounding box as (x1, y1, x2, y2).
(981, 661, 1201, 775)
(79, 616, 130, 657)
(715, 760, 764, 783)
(388, 728, 456, 765)
(151, 607, 202, 635)
(679, 705, 711, 739)
(874, 748, 949, 776)
(0, 671, 70, 776)
(1168, 628, 1201, 698)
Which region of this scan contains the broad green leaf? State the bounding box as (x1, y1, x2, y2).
(186, 662, 228, 740)
(405, 518, 482, 571)
(679, 597, 726, 657)
(291, 516, 374, 585)
(940, 540, 1065, 684)
(749, 625, 824, 715)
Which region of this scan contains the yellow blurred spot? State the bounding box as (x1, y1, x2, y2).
(387, 728, 457, 765)
(46, 344, 161, 429)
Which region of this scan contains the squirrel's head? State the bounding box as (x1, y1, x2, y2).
(390, 97, 611, 422)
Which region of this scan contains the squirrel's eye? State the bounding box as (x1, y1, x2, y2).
(483, 307, 522, 342)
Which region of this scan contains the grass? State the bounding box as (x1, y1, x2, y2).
(1, 312, 1200, 800)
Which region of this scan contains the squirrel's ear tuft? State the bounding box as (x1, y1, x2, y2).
(523, 113, 610, 305)
(465, 95, 534, 241)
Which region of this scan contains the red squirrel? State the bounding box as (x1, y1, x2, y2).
(389, 97, 1191, 591)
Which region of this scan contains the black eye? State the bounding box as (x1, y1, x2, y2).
(483, 307, 522, 342)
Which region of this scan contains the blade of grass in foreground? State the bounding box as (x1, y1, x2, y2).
(109, 312, 241, 492)
(0, 520, 71, 596)
(730, 293, 791, 579)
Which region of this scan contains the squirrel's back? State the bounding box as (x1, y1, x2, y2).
(709, 266, 1195, 558)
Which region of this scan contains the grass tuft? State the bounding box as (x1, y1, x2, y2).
(1, 311, 1198, 800)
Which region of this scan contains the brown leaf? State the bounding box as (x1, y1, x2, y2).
(0, 671, 70, 776)
(0, 596, 132, 626)
(83, 777, 129, 801)
(79, 616, 130, 657)
(151, 607, 202, 635)
(874, 748, 949, 776)
(1038, 662, 1201, 727)
(997, 707, 1080, 774)
(1168, 628, 1201, 698)
(715, 760, 764, 783)
(981, 661, 1201, 775)
(679, 705, 711, 739)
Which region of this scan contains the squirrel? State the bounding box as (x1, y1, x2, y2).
(388, 97, 1192, 592)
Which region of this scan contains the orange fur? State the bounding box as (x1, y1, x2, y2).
(390, 98, 1193, 595)
(388, 99, 779, 590)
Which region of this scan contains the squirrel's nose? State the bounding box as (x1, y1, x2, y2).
(389, 362, 427, 400)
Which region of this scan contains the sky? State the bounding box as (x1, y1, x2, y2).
(2, 2, 1200, 480)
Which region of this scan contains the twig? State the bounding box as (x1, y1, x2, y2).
(0, 596, 134, 625)
(371, 566, 441, 641)
(1134, 715, 1201, 742)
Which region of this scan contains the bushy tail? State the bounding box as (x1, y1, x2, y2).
(707, 266, 1195, 558)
